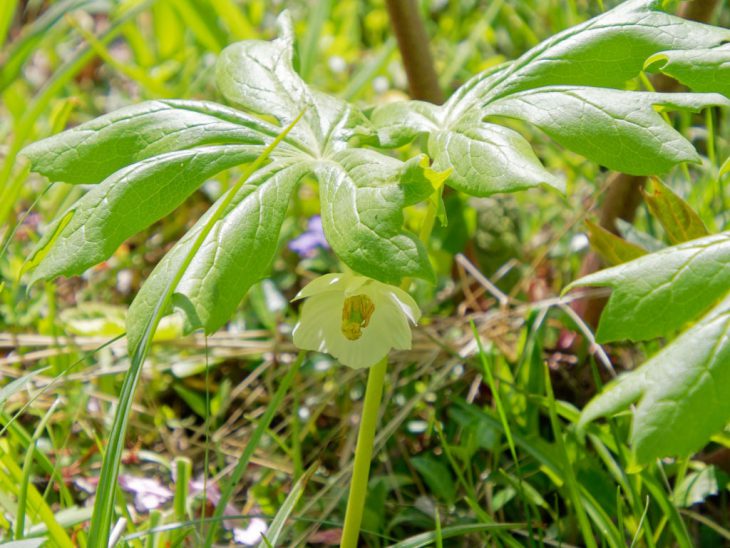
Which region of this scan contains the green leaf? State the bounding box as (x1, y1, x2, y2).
(372, 0, 730, 195)
(567, 232, 730, 342)
(578, 293, 730, 465)
(372, 100, 441, 148)
(411, 454, 457, 506)
(645, 45, 730, 98)
(315, 151, 433, 284)
(484, 87, 729, 175)
(642, 178, 709, 244)
(216, 14, 305, 124)
(26, 145, 261, 284)
(128, 161, 308, 342)
(215, 13, 353, 151)
(440, 0, 730, 120)
(430, 123, 564, 196)
(585, 219, 647, 266)
(20, 100, 275, 184)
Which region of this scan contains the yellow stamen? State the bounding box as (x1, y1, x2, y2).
(341, 294, 375, 340)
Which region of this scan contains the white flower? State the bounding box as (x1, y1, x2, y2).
(292, 273, 421, 369)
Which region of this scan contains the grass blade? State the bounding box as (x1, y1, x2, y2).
(258, 461, 317, 547)
(0, 368, 48, 408)
(15, 399, 60, 540)
(205, 353, 303, 546)
(389, 523, 520, 548)
(543, 363, 596, 548)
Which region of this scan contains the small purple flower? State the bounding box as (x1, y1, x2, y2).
(289, 216, 329, 257)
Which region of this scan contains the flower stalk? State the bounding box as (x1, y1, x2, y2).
(339, 357, 388, 548)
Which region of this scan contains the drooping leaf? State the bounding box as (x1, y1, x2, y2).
(645, 45, 730, 98)
(585, 220, 647, 266)
(484, 88, 728, 175)
(128, 161, 309, 344)
(21, 100, 276, 184)
(566, 232, 730, 342)
(315, 151, 433, 285)
(642, 178, 709, 244)
(27, 145, 261, 284)
(578, 293, 730, 465)
(574, 228, 730, 464)
(429, 122, 564, 196)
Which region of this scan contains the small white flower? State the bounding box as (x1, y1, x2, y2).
(292, 273, 421, 369)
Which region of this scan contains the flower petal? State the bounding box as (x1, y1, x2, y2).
(293, 273, 345, 300)
(386, 286, 421, 324)
(292, 291, 343, 353)
(291, 272, 422, 369)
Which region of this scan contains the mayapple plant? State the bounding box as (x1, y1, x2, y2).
(20, 0, 730, 544)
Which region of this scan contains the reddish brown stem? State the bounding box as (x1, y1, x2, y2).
(384, 0, 444, 105)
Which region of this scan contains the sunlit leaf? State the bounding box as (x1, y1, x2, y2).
(567, 232, 730, 342)
(645, 45, 730, 98)
(578, 293, 730, 464)
(21, 100, 275, 184)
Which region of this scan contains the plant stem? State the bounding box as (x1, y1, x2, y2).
(340, 357, 388, 548)
(385, 0, 444, 104)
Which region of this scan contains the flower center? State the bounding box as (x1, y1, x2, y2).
(341, 294, 375, 341)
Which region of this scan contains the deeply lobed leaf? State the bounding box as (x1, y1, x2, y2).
(27, 145, 262, 284)
(128, 161, 309, 347)
(373, 0, 730, 193)
(21, 100, 276, 184)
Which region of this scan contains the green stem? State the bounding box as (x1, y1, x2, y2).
(340, 357, 388, 548)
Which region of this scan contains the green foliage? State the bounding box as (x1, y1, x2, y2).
(7, 0, 730, 545)
(22, 0, 730, 347)
(571, 232, 730, 464)
(585, 220, 647, 266)
(570, 232, 730, 343)
(23, 14, 436, 341)
(373, 0, 730, 192)
(645, 44, 730, 98)
(642, 178, 710, 245)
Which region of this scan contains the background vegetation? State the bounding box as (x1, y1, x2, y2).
(1, 0, 728, 546)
